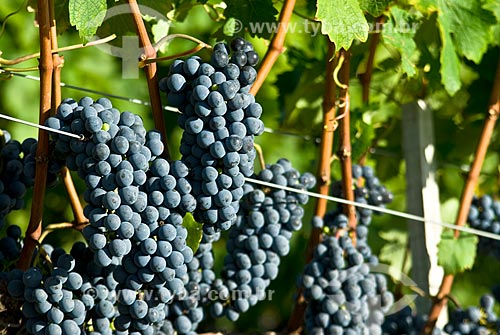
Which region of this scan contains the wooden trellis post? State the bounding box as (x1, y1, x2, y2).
(402, 100, 445, 321)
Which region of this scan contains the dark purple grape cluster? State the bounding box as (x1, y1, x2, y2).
(192, 159, 316, 322)
(44, 97, 199, 334)
(330, 165, 393, 229)
(467, 195, 500, 258)
(159, 37, 264, 234)
(0, 130, 61, 230)
(5, 244, 114, 335)
(382, 306, 442, 335)
(443, 294, 498, 335)
(302, 229, 393, 335)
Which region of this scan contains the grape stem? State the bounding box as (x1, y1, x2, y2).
(286, 40, 338, 334)
(140, 34, 212, 67)
(38, 222, 79, 243)
(249, 0, 296, 96)
(49, 0, 63, 112)
(152, 33, 212, 53)
(253, 143, 266, 170)
(0, 34, 116, 66)
(61, 166, 88, 226)
(359, 16, 384, 104)
(422, 55, 500, 334)
(444, 294, 462, 309)
(336, 49, 357, 238)
(17, 0, 54, 271)
(140, 44, 207, 67)
(127, 0, 170, 160)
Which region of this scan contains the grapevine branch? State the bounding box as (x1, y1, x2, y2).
(357, 17, 384, 166)
(0, 35, 116, 66)
(47, 0, 86, 227)
(359, 16, 384, 104)
(140, 45, 206, 67)
(249, 0, 296, 96)
(287, 41, 338, 333)
(48, 0, 61, 122)
(140, 34, 212, 67)
(127, 0, 169, 159)
(422, 55, 500, 334)
(336, 50, 356, 237)
(17, 0, 53, 270)
(61, 166, 87, 226)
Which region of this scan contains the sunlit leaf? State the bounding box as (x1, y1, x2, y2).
(69, 0, 107, 39)
(316, 0, 369, 50)
(438, 230, 478, 275)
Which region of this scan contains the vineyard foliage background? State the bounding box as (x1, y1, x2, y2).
(1, 0, 500, 332)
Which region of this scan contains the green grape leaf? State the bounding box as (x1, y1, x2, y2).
(421, 0, 496, 94)
(435, 0, 495, 64)
(358, 0, 393, 17)
(151, 19, 171, 53)
(483, 0, 500, 46)
(438, 230, 478, 275)
(183, 213, 203, 253)
(223, 17, 240, 37)
(224, 0, 278, 39)
(440, 198, 459, 224)
(439, 23, 461, 95)
(69, 0, 107, 39)
(166, 0, 199, 22)
(315, 0, 369, 50)
(382, 7, 420, 77)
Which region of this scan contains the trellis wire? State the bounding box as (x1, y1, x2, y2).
(0, 113, 84, 140)
(0, 71, 180, 113)
(0, 70, 318, 142)
(2, 70, 499, 242)
(245, 177, 500, 241)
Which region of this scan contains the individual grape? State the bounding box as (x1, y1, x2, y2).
(211, 50, 229, 68)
